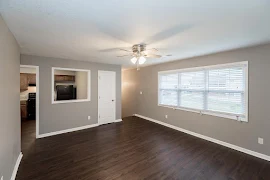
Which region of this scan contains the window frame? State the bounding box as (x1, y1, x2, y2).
(158, 61, 248, 122)
(52, 67, 91, 104)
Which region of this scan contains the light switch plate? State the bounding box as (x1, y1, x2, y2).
(165, 115, 168, 119)
(140, 91, 143, 95)
(1, 175, 3, 180)
(88, 116, 91, 120)
(258, 137, 264, 145)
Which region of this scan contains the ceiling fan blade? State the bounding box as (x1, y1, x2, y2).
(119, 49, 132, 52)
(144, 54, 162, 58)
(142, 48, 159, 55)
(117, 54, 133, 57)
(99, 47, 131, 52)
(145, 48, 159, 52)
(144, 24, 192, 44)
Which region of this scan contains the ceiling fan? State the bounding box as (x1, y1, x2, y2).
(117, 44, 172, 70)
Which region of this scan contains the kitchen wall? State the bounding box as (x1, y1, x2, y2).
(21, 55, 122, 135)
(0, 15, 21, 180)
(76, 71, 88, 99)
(20, 67, 36, 74)
(122, 43, 270, 156)
(54, 69, 76, 75)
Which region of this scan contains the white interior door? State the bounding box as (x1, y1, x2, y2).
(98, 71, 116, 125)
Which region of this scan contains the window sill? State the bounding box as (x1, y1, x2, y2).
(158, 104, 248, 122)
(52, 99, 90, 104)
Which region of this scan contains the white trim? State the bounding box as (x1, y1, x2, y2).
(37, 119, 121, 138)
(114, 119, 123, 123)
(158, 104, 246, 121)
(245, 62, 249, 123)
(52, 67, 90, 72)
(37, 123, 99, 138)
(10, 152, 23, 180)
(51, 67, 91, 104)
(134, 114, 270, 162)
(52, 99, 90, 104)
(158, 61, 248, 122)
(158, 61, 248, 74)
(20, 65, 40, 138)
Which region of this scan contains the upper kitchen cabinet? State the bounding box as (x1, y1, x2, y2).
(20, 73, 36, 91)
(20, 73, 28, 91)
(28, 74, 36, 84)
(55, 75, 75, 82)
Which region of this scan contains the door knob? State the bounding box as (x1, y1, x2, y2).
(112, 100, 114, 102)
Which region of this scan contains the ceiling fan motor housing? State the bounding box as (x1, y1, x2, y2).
(132, 44, 146, 54)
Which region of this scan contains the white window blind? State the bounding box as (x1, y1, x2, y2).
(207, 67, 245, 115)
(159, 74, 178, 106)
(158, 62, 248, 122)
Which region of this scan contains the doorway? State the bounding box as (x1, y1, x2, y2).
(20, 65, 39, 151)
(98, 71, 116, 125)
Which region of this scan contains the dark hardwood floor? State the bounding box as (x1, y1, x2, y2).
(17, 116, 270, 180)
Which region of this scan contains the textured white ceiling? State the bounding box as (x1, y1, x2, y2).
(1, 0, 270, 68)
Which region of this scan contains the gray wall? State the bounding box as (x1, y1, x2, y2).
(122, 69, 139, 118)
(0, 16, 21, 180)
(123, 43, 270, 156)
(21, 55, 122, 134)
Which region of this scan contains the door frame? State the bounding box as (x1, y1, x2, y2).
(98, 70, 116, 125)
(20, 65, 40, 138)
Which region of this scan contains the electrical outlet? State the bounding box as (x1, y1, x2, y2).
(258, 137, 264, 145)
(140, 91, 143, 95)
(88, 116, 91, 120)
(165, 115, 168, 119)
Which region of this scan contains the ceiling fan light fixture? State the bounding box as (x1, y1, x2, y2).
(138, 56, 146, 65)
(131, 57, 137, 64)
(116, 44, 171, 68)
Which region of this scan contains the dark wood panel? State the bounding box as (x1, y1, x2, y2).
(20, 103, 27, 119)
(17, 116, 270, 180)
(20, 73, 36, 91)
(54, 75, 75, 82)
(28, 74, 36, 84)
(20, 73, 28, 91)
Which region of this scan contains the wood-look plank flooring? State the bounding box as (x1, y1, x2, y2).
(17, 116, 270, 180)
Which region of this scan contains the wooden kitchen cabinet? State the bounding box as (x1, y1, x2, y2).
(21, 101, 27, 119)
(28, 74, 36, 84)
(20, 73, 28, 91)
(20, 73, 36, 91)
(55, 75, 65, 82)
(55, 75, 75, 82)
(65, 75, 75, 81)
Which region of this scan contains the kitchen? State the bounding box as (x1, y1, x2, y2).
(20, 67, 36, 121)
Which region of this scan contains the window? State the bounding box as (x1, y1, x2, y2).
(158, 62, 248, 122)
(52, 67, 91, 104)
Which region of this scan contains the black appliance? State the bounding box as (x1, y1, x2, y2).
(56, 85, 76, 100)
(73, 87, 77, 100)
(27, 93, 36, 120)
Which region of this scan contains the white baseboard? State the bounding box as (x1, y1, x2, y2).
(134, 114, 270, 162)
(37, 123, 99, 138)
(37, 119, 123, 139)
(10, 152, 23, 180)
(114, 119, 123, 123)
